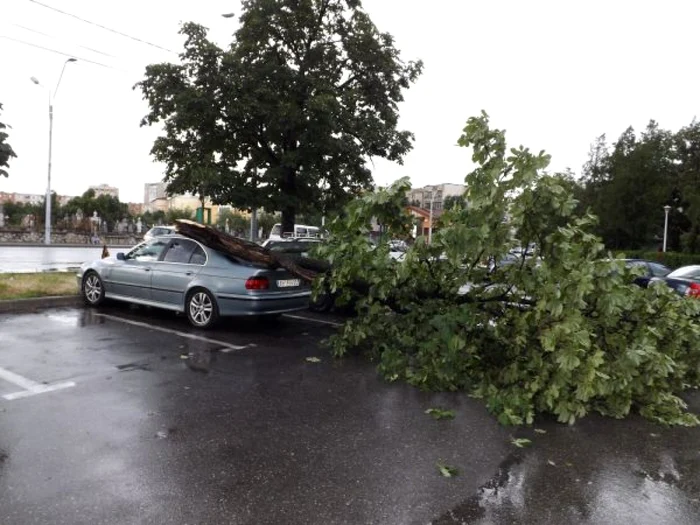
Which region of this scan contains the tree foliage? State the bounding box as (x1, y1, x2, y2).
(136, 0, 422, 234)
(316, 112, 700, 426)
(62, 189, 129, 227)
(0, 102, 18, 179)
(442, 195, 467, 211)
(578, 120, 700, 252)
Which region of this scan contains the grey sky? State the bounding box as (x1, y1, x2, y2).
(1, 0, 698, 204)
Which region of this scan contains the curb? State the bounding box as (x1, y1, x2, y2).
(0, 295, 82, 314)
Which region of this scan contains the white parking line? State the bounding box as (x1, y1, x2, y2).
(93, 313, 250, 350)
(4, 382, 76, 401)
(0, 366, 40, 390)
(283, 314, 344, 327)
(0, 366, 76, 401)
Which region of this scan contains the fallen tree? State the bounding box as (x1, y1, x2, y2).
(310, 112, 700, 427)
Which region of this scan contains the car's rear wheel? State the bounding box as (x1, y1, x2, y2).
(309, 292, 334, 313)
(186, 288, 219, 329)
(82, 271, 105, 307)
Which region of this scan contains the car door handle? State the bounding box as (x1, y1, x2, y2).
(185, 271, 193, 276)
(144, 268, 151, 272)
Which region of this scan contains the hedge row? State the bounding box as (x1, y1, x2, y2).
(614, 250, 700, 269)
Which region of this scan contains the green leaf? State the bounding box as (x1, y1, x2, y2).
(534, 428, 547, 434)
(437, 462, 459, 478)
(511, 438, 532, 448)
(305, 357, 322, 363)
(425, 408, 456, 420)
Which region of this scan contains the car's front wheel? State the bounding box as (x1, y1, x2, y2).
(82, 271, 105, 307)
(186, 288, 219, 329)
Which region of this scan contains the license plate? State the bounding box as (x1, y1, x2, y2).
(277, 279, 300, 288)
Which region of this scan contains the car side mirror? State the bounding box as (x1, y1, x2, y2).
(116, 252, 126, 261)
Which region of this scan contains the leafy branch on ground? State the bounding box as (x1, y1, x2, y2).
(437, 462, 459, 478)
(511, 438, 532, 448)
(315, 111, 700, 427)
(425, 408, 455, 420)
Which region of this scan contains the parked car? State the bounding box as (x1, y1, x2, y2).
(261, 238, 322, 256)
(267, 223, 322, 241)
(143, 225, 177, 241)
(650, 265, 700, 298)
(618, 259, 671, 287)
(78, 235, 311, 328)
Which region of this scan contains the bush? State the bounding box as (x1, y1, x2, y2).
(616, 250, 700, 269)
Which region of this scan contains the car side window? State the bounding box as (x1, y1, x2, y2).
(163, 239, 197, 263)
(189, 245, 206, 265)
(649, 263, 670, 277)
(128, 239, 169, 261)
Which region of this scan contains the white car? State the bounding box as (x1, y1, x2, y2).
(143, 225, 177, 241)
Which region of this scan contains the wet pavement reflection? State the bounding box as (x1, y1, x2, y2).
(433, 412, 700, 525)
(1, 305, 700, 524)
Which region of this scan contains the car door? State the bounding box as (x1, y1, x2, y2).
(108, 238, 169, 299)
(150, 239, 205, 306)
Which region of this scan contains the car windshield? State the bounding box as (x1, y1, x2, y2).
(667, 266, 700, 280)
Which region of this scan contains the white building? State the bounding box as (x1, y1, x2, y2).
(89, 184, 119, 199)
(407, 183, 467, 211)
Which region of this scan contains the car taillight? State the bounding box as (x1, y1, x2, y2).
(687, 282, 700, 298)
(245, 276, 269, 290)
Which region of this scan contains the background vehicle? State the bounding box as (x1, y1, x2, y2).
(143, 225, 177, 241)
(650, 265, 700, 297)
(78, 235, 311, 328)
(619, 259, 671, 287)
(261, 238, 322, 256)
(268, 223, 322, 241)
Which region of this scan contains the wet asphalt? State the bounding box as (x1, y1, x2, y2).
(0, 305, 699, 525)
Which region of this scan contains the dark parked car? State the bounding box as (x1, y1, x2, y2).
(650, 265, 700, 298)
(620, 259, 672, 287)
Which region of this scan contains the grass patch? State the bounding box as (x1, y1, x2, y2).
(0, 272, 78, 300)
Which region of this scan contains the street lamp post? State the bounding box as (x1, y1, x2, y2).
(31, 58, 77, 245)
(428, 188, 435, 244)
(663, 205, 672, 252)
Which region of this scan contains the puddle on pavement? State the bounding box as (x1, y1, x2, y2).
(432, 438, 700, 525)
(179, 340, 220, 374)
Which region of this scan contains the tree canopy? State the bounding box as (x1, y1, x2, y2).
(315, 112, 700, 426)
(577, 120, 700, 252)
(0, 102, 17, 179)
(136, 0, 423, 234)
(62, 189, 129, 226)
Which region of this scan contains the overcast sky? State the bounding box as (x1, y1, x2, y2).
(2, 0, 699, 204)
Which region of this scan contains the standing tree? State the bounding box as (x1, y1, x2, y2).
(137, 0, 422, 234)
(0, 102, 17, 179)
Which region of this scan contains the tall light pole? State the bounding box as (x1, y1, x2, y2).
(31, 58, 77, 245)
(428, 187, 435, 244)
(663, 205, 672, 252)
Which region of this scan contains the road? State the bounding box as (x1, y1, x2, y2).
(0, 246, 121, 273)
(1, 304, 699, 524)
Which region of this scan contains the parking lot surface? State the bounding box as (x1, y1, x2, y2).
(1, 305, 700, 524)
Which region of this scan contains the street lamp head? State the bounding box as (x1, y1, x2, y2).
(66, 58, 77, 63)
(664, 205, 672, 212)
(30, 76, 40, 85)
(221, 12, 235, 18)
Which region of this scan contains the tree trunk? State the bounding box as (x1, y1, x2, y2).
(281, 167, 296, 236)
(176, 219, 326, 282)
(281, 206, 295, 237)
